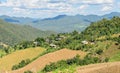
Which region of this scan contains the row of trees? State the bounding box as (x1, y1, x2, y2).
(42, 55, 103, 72)
(12, 59, 31, 70)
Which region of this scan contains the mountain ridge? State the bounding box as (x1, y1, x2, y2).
(0, 12, 120, 32)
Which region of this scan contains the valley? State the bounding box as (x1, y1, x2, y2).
(0, 16, 119, 73)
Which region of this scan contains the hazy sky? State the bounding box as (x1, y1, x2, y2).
(0, 0, 120, 18)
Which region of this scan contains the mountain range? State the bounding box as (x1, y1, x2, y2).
(0, 12, 120, 32)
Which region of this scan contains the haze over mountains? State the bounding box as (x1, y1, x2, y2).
(0, 12, 120, 32)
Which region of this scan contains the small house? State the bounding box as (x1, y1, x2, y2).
(81, 40, 88, 44)
(50, 43, 57, 48)
(33, 41, 39, 46)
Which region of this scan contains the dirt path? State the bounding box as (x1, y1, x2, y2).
(8, 49, 86, 73)
(77, 62, 120, 73)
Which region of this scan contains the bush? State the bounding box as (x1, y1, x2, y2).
(118, 46, 120, 49)
(104, 57, 109, 62)
(12, 59, 31, 70)
(96, 49, 103, 55)
(12, 65, 18, 70)
(24, 70, 33, 73)
(42, 55, 101, 72)
(42, 55, 80, 72)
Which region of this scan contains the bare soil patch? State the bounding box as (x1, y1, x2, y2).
(77, 62, 120, 73)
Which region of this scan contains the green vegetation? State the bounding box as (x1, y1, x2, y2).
(0, 17, 120, 72)
(52, 65, 76, 73)
(110, 51, 120, 62)
(12, 59, 30, 70)
(24, 70, 33, 73)
(37, 17, 120, 72)
(82, 17, 120, 40)
(96, 49, 103, 55)
(0, 49, 6, 58)
(0, 19, 53, 46)
(40, 55, 101, 72)
(0, 46, 15, 58)
(3, 16, 119, 58)
(38, 65, 77, 73)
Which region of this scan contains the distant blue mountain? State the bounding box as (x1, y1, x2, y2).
(4, 18, 19, 22)
(102, 12, 120, 18)
(0, 12, 120, 32)
(42, 15, 67, 20)
(0, 15, 35, 25)
(33, 20, 39, 23)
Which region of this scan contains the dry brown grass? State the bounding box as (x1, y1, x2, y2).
(0, 47, 45, 71)
(10, 49, 86, 73)
(77, 62, 120, 73)
(97, 33, 120, 40)
(100, 42, 120, 58)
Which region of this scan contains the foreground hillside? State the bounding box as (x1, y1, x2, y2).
(11, 49, 86, 73)
(0, 19, 53, 45)
(0, 47, 45, 71)
(77, 62, 120, 73)
(0, 17, 119, 73)
(40, 17, 120, 73)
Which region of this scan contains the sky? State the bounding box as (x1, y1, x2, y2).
(0, 0, 120, 18)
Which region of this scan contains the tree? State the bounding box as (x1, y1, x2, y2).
(71, 30, 79, 36)
(24, 70, 33, 73)
(96, 49, 103, 55)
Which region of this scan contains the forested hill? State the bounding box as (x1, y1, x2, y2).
(81, 16, 120, 40)
(0, 19, 53, 45)
(49, 16, 120, 50)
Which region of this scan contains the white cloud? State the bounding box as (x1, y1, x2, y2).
(13, 7, 26, 12)
(101, 6, 112, 11)
(0, 0, 118, 18)
(0, 0, 114, 8)
(12, 7, 31, 17)
(0, 0, 40, 8)
(82, 0, 113, 4)
(79, 5, 88, 10)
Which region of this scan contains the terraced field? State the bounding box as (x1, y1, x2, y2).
(77, 62, 120, 73)
(0, 47, 45, 71)
(11, 49, 86, 73)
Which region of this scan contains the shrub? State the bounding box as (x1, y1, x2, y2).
(12, 59, 31, 70)
(96, 49, 103, 55)
(24, 70, 33, 73)
(104, 57, 109, 62)
(42, 55, 80, 72)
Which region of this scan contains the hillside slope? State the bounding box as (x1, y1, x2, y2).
(77, 62, 120, 73)
(82, 16, 120, 39)
(0, 19, 52, 45)
(40, 17, 120, 73)
(0, 47, 45, 71)
(11, 49, 86, 73)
